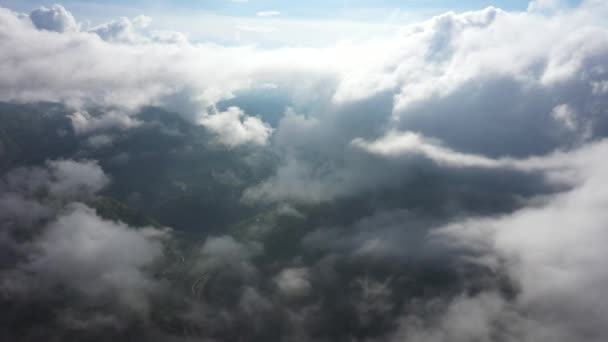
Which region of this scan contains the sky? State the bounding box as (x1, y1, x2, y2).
(0, 0, 582, 45)
(1, 0, 544, 17)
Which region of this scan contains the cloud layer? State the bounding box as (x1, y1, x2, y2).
(1, 1, 608, 341)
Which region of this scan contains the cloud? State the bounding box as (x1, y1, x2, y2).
(200, 235, 261, 261)
(29, 4, 79, 33)
(0, 159, 172, 334)
(87, 134, 114, 148)
(352, 129, 591, 173)
(2, 159, 110, 201)
(425, 139, 608, 341)
(274, 267, 311, 297)
(69, 110, 141, 135)
(0, 159, 110, 240)
(528, 0, 566, 12)
(1, 2, 605, 127)
(196, 235, 262, 275)
(244, 1, 608, 203)
(20, 203, 165, 308)
(199, 107, 273, 147)
(0, 193, 52, 227)
(352, 131, 505, 168)
(88, 16, 149, 44)
(45, 159, 110, 198)
(256, 11, 281, 17)
(148, 29, 189, 44)
(551, 103, 579, 130)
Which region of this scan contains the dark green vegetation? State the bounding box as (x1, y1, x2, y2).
(0, 102, 531, 342)
(0, 102, 79, 172)
(0, 101, 552, 235)
(0, 102, 274, 233)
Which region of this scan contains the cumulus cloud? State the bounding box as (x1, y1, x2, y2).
(0, 159, 172, 336)
(2, 159, 109, 201)
(246, 1, 608, 203)
(29, 4, 79, 32)
(86, 14, 188, 46)
(6, 2, 605, 155)
(422, 139, 608, 342)
(0, 159, 108, 234)
(199, 107, 273, 147)
(21, 203, 164, 306)
(49, 159, 109, 195)
(88, 15, 150, 44)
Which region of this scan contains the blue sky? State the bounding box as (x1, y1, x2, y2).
(0, 0, 583, 46)
(0, 0, 550, 19)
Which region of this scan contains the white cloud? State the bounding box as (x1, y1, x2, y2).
(45, 159, 110, 198)
(29, 4, 79, 33)
(87, 14, 182, 45)
(3, 159, 110, 202)
(1, 2, 608, 201)
(148, 29, 189, 44)
(256, 11, 280, 17)
(1, 2, 604, 120)
(0, 159, 169, 313)
(352, 131, 504, 168)
(428, 139, 608, 341)
(551, 104, 577, 130)
(199, 107, 274, 147)
(88, 16, 147, 44)
(244, 2, 608, 203)
(23, 203, 165, 308)
(528, 0, 566, 12)
(69, 110, 141, 135)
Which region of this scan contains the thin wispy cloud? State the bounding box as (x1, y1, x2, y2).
(256, 10, 281, 17)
